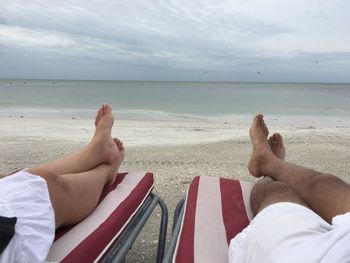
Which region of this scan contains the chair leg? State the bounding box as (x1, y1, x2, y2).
(100, 193, 168, 263)
(153, 194, 168, 263)
(172, 198, 185, 232)
(163, 198, 186, 263)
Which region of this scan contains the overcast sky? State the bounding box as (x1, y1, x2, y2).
(0, 0, 349, 82)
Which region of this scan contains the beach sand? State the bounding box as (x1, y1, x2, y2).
(1, 116, 350, 262)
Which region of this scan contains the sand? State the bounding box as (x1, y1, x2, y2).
(1, 115, 350, 262)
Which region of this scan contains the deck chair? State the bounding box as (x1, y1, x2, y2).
(47, 172, 168, 263)
(163, 175, 254, 263)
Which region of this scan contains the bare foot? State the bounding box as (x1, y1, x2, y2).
(107, 138, 125, 185)
(256, 133, 286, 182)
(268, 133, 285, 160)
(94, 103, 114, 131)
(248, 114, 278, 177)
(90, 104, 119, 165)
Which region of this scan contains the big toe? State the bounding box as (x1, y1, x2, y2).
(103, 104, 112, 115)
(251, 113, 269, 139)
(95, 106, 104, 125)
(253, 114, 264, 127)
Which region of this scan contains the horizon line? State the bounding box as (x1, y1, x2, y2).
(1, 78, 349, 85)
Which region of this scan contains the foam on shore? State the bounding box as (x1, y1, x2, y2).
(1, 114, 350, 147)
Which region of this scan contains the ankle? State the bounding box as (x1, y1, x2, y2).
(264, 157, 285, 180)
(260, 153, 281, 176)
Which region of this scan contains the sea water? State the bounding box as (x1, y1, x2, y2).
(0, 80, 349, 121)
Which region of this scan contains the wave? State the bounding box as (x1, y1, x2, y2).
(115, 109, 211, 122)
(0, 107, 213, 122)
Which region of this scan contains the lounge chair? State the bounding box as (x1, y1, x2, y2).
(47, 172, 168, 263)
(163, 175, 254, 263)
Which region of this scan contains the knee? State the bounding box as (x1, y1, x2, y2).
(38, 172, 68, 194)
(251, 181, 290, 202)
(251, 181, 303, 215)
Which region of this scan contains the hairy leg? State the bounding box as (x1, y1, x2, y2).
(250, 129, 307, 215)
(251, 177, 308, 216)
(249, 114, 350, 223)
(27, 104, 118, 177)
(44, 138, 125, 228)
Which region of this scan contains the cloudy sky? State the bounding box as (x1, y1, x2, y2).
(0, 0, 349, 82)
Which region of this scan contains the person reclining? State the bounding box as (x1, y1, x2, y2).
(229, 114, 350, 263)
(0, 104, 125, 262)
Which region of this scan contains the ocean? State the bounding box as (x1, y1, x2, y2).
(0, 80, 349, 121)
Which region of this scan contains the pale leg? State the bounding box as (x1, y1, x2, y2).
(26, 105, 126, 228)
(27, 104, 118, 177)
(41, 163, 114, 228)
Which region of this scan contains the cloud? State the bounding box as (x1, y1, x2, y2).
(0, 0, 349, 81)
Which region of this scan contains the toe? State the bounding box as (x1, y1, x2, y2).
(104, 104, 112, 114)
(256, 113, 263, 119)
(254, 114, 263, 125)
(251, 114, 264, 134)
(95, 107, 104, 125)
(273, 133, 283, 145)
(97, 107, 102, 116)
(113, 138, 124, 151)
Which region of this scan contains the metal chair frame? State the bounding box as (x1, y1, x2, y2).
(100, 193, 168, 263)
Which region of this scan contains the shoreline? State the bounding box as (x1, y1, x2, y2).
(1, 114, 350, 147)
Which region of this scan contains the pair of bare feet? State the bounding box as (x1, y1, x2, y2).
(248, 114, 285, 178)
(93, 105, 282, 185)
(91, 104, 125, 186)
(94, 107, 281, 185)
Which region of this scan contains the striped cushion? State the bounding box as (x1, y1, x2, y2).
(174, 176, 254, 263)
(47, 172, 154, 263)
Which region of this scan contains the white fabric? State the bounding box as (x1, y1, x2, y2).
(194, 176, 228, 263)
(229, 202, 350, 263)
(0, 171, 55, 263)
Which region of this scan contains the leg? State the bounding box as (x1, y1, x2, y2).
(251, 177, 308, 216)
(266, 163, 350, 223)
(251, 132, 307, 215)
(42, 138, 125, 228)
(27, 104, 118, 177)
(248, 114, 350, 223)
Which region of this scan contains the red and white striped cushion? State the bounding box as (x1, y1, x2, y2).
(174, 176, 254, 263)
(47, 172, 154, 263)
